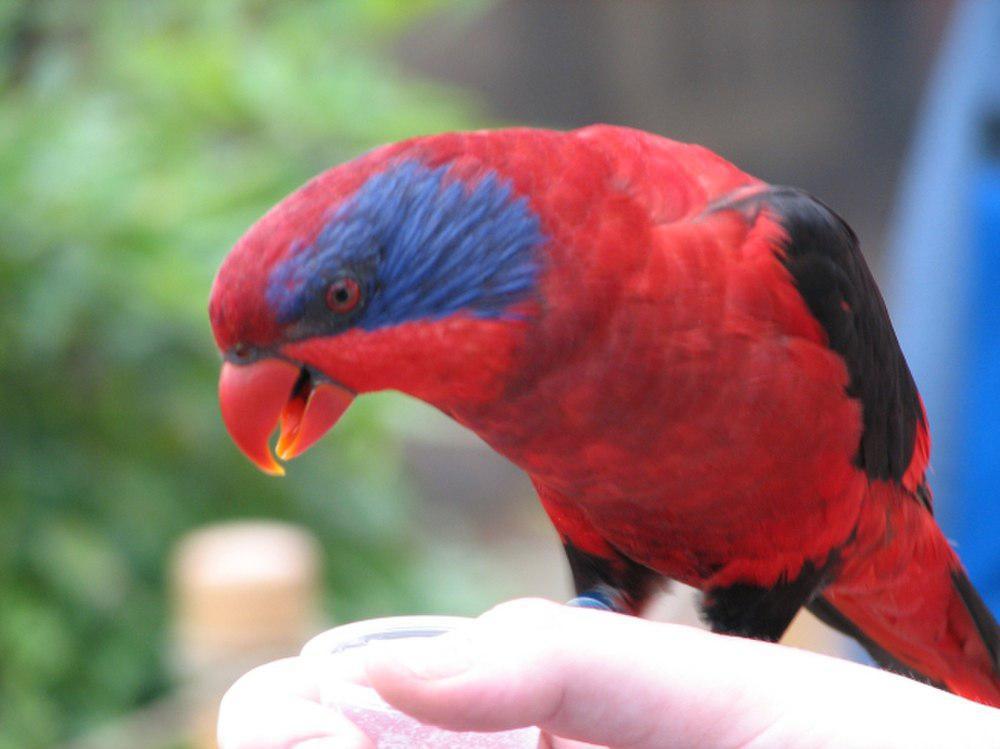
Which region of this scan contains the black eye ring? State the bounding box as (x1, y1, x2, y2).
(325, 277, 362, 314)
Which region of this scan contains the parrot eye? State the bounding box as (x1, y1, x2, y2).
(325, 277, 362, 314)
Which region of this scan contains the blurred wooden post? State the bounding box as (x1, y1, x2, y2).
(171, 521, 324, 749)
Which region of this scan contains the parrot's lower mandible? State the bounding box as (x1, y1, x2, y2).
(209, 126, 1000, 706)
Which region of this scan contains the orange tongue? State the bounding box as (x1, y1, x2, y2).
(276, 379, 354, 461)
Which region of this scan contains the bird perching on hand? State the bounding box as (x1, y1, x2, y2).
(209, 126, 1000, 706)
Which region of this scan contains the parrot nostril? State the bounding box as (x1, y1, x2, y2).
(231, 342, 253, 361)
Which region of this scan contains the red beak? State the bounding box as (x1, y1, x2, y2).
(218, 359, 354, 475)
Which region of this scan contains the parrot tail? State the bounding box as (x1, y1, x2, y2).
(808, 490, 1000, 708)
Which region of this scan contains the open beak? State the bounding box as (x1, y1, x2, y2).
(218, 359, 354, 475)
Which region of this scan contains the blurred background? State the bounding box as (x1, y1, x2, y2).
(2, 1, 998, 747)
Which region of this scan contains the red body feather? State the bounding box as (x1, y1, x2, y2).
(211, 126, 1000, 705)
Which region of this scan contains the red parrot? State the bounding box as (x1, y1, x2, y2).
(209, 126, 1000, 706)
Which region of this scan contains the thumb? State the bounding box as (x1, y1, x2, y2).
(363, 598, 755, 748)
(363, 598, 998, 749)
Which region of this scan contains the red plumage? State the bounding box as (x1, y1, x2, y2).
(210, 126, 1000, 705)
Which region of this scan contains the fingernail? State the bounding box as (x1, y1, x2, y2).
(371, 634, 473, 680)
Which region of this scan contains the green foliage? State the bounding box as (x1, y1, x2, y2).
(0, 1, 483, 745)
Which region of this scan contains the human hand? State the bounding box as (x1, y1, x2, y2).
(218, 598, 1000, 748)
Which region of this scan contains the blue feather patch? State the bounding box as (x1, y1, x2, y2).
(267, 160, 545, 333)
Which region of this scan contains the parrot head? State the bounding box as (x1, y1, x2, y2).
(209, 137, 548, 475)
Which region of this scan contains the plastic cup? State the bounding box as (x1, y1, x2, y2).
(301, 615, 541, 748)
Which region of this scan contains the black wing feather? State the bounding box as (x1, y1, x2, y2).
(713, 187, 924, 484)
